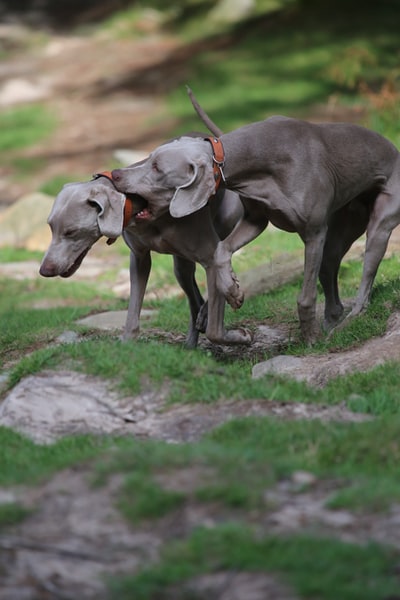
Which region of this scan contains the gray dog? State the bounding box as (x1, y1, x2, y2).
(111, 111, 400, 345)
(39, 171, 243, 348)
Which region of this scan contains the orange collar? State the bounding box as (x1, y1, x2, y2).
(205, 136, 225, 191)
(93, 170, 134, 229)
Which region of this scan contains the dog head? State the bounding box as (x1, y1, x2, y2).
(39, 178, 125, 278)
(112, 137, 216, 220)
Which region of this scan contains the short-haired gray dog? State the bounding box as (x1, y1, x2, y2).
(39, 171, 243, 348)
(111, 110, 400, 345)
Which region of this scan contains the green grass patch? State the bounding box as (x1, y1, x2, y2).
(108, 525, 400, 600)
(0, 105, 56, 153)
(0, 277, 125, 367)
(118, 473, 186, 522)
(39, 174, 86, 197)
(168, 5, 400, 140)
(0, 503, 31, 528)
(4, 251, 400, 412)
(207, 416, 400, 511)
(0, 427, 118, 486)
(0, 247, 44, 263)
(89, 415, 400, 518)
(9, 156, 47, 178)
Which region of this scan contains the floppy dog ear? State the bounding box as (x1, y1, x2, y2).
(169, 160, 216, 218)
(87, 186, 126, 238)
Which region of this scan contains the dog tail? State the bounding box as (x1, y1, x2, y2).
(186, 85, 223, 138)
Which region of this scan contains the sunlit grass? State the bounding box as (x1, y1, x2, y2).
(0, 105, 56, 153)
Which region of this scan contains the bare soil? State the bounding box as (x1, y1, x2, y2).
(0, 24, 183, 205)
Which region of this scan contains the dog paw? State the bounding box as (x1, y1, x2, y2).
(215, 265, 244, 308)
(223, 272, 244, 309)
(226, 284, 244, 310)
(300, 322, 321, 345)
(227, 328, 252, 345)
(212, 328, 252, 346)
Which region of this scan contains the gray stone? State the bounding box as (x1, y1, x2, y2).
(0, 192, 53, 250)
(113, 149, 148, 166)
(0, 77, 50, 106)
(178, 571, 298, 600)
(252, 311, 400, 386)
(0, 371, 369, 446)
(0, 371, 10, 392)
(55, 330, 81, 344)
(76, 309, 157, 332)
(252, 355, 306, 380)
(209, 0, 254, 24)
(0, 370, 141, 444)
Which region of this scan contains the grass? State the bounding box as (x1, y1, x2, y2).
(0, 503, 31, 528)
(2, 257, 400, 597)
(0, 247, 44, 263)
(108, 525, 400, 600)
(167, 3, 400, 144)
(0, 103, 57, 185)
(0, 276, 126, 367)
(2, 3, 400, 596)
(0, 105, 56, 153)
(39, 174, 87, 197)
(0, 427, 118, 486)
(2, 248, 400, 407)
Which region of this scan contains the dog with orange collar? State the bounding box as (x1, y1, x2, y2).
(39, 165, 244, 348)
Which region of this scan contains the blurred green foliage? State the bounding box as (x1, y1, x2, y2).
(0, 105, 56, 152)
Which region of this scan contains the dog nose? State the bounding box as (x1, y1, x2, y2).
(39, 260, 57, 277)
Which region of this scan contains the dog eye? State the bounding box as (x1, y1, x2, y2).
(64, 229, 76, 238)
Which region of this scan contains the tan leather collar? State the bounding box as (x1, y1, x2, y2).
(205, 136, 225, 191)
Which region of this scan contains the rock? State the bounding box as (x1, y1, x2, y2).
(252, 311, 400, 386)
(0, 372, 370, 446)
(0, 490, 17, 504)
(0, 372, 9, 392)
(0, 261, 41, 280)
(239, 253, 304, 298)
(55, 330, 81, 344)
(0, 192, 53, 250)
(0, 77, 50, 106)
(240, 242, 365, 300)
(252, 355, 306, 380)
(291, 470, 317, 487)
(173, 571, 298, 600)
(76, 309, 157, 332)
(0, 370, 142, 444)
(112, 149, 148, 166)
(209, 0, 254, 24)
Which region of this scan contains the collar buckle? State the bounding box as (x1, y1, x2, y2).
(205, 136, 226, 191)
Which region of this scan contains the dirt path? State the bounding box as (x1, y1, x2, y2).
(1, 25, 185, 204)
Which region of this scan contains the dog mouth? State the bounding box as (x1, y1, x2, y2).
(128, 194, 153, 222)
(60, 247, 90, 278)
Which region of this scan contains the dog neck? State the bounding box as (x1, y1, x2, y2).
(204, 137, 226, 191)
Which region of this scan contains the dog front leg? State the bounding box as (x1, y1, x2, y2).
(173, 255, 205, 349)
(214, 216, 268, 309)
(205, 266, 252, 345)
(123, 249, 151, 340)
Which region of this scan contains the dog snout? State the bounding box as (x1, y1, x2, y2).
(111, 169, 122, 183)
(39, 260, 58, 277)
